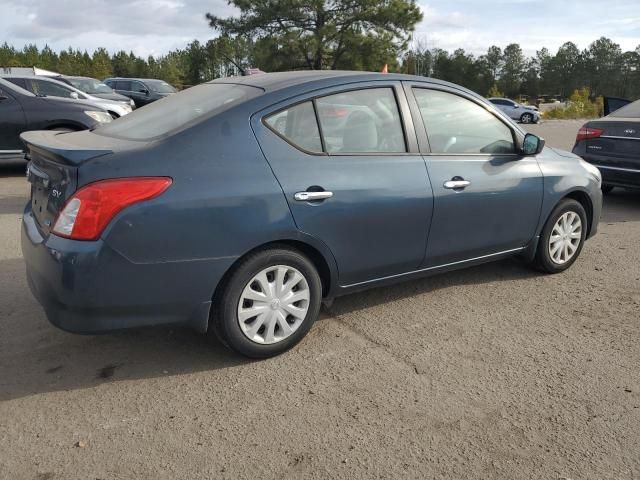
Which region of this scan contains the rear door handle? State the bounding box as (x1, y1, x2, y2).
(443, 179, 471, 190)
(294, 191, 334, 201)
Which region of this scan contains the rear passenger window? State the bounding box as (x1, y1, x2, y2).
(316, 88, 406, 153)
(115, 80, 131, 91)
(414, 89, 515, 154)
(265, 101, 322, 153)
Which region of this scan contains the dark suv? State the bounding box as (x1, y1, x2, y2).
(103, 78, 177, 107)
(0, 77, 112, 162)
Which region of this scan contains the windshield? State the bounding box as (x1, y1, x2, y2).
(146, 80, 177, 94)
(94, 83, 261, 140)
(609, 99, 640, 119)
(68, 78, 114, 94)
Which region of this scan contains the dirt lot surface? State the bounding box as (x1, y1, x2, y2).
(1, 120, 639, 479)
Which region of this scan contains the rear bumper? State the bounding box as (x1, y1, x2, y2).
(596, 165, 640, 189)
(21, 206, 233, 334)
(576, 152, 640, 189)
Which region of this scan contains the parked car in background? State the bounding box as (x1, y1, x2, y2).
(0, 77, 111, 162)
(2, 75, 133, 118)
(103, 77, 177, 107)
(21, 71, 601, 359)
(603, 96, 631, 116)
(52, 75, 135, 108)
(573, 98, 640, 193)
(489, 97, 540, 124)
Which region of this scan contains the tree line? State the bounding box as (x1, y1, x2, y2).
(404, 38, 640, 101)
(1, 4, 638, 103)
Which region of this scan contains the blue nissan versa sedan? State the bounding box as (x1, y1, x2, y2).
(21, 71, 602, 358)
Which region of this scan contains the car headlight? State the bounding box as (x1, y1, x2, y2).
(84, 111, 112, 124)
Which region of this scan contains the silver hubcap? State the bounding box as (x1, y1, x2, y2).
(549, 211, 582, 265)
(237, 265, 310, 345)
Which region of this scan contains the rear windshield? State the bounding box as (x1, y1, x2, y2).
(94, 83, 261, 140)
(609, 99, 640, 119)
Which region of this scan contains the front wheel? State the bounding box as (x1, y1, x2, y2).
(212, 247, 322, 358)
(532, 199, 587, 273)
(520, 112, 534, 124)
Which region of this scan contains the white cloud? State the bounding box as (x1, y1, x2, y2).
(0, 0, 638, 57)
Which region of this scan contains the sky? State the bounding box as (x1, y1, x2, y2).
(0, 0, 639, 58)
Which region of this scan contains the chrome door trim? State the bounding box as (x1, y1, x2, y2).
(443, 180, 471, 189)
(600, 135, 640, 141)
(595, 165, 640, 173)
(340, 247, 525, 288)
(294, 191, 334, 201)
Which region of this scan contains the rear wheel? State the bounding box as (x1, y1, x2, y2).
(212, 247, 322, 358)
(532, 199, 587, 273)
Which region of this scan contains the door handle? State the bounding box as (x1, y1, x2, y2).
(294, 191, 334, 201)
(443, 179, 471, 190)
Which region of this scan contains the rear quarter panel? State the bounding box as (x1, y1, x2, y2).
(78, 106, 333, 302)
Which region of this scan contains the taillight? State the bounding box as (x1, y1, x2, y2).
(53, 177, 172, 241)
(576, 125, 603, 141)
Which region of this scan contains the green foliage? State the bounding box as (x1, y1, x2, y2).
(487, 84, 504, 98)
(1, 32, 639, 102)
(543, 88, 602, 119)
(403, 37, 640, 101)
(207, 0, 423, 70)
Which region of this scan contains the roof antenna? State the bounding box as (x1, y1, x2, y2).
(221, 54, 246, 76)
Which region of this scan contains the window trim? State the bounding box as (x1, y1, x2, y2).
(263, 99, 327, 156)
(261, 83, 418, 157)
(407, 84, 522, 157)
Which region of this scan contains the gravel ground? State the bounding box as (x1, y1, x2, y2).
(1, 120, 639, 479)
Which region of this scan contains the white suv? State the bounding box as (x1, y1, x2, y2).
(489, 98, 540, 124)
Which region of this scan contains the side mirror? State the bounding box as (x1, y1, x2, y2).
(70, 92, 79, 99)
(142, 89, 149, 96)
(0, 95, 8, 101)
(522, 133, 545, 155)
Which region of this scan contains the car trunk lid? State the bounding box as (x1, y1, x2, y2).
(584, 119, 640, 169)
(22, 130, 113, 236)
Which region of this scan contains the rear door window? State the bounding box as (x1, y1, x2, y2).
(114, 80, 131, 91)
(316, 88, 406, 153)
(4, 78, 28, 90)
(32, 79, 74, 98)
(265, 101, 322, 153)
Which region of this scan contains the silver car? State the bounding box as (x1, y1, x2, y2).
(1, 75, 133, 118)
(489, 97, 540, 124)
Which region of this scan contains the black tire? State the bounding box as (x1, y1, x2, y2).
(211, 247, 322, 358)
(532, 198, 588, 274)
(520, 112, 534, 124)
(601, 184, 614, 195)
